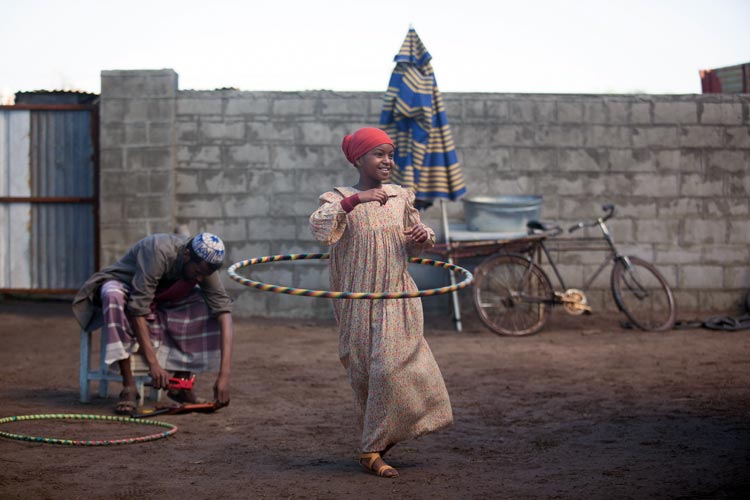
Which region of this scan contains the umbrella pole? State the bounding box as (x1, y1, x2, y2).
(441, 199, 463, 332)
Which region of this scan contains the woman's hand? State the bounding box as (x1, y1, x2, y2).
(358, 188, 389, 206)
(404, 223, 429, 243)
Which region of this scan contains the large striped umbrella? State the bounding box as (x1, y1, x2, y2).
(380, 28, 467, 331)
(379, 28, 466, 209)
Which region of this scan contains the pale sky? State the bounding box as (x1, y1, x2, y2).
(1, 0, 748, 103)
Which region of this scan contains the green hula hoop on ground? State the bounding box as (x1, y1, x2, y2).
(227, 253, 474, 299)
(0, 414, 178, 446)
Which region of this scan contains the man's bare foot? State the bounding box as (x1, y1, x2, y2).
(114, 386, 139, 415)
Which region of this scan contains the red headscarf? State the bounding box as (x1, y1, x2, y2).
(341, 127, 394, 165)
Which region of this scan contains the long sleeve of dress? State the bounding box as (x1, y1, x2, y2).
(403, 190, 436, 257)
(309, 191, 349, 246)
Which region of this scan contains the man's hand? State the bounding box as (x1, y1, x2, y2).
(213, 373, 231, 406)
(148, 364, 171, 389)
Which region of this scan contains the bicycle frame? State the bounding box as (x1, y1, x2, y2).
(525, 215, 628, 300)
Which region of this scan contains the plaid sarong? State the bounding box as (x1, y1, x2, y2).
(101, 280, 221, 372)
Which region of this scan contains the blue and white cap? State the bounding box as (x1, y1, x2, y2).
(191, 232, 225, 267)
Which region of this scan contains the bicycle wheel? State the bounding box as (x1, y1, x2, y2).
(611, 256, 675, 331)
(473, 253, 554, 336)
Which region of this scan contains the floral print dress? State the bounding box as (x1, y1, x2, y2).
(310, 184, 453, 452)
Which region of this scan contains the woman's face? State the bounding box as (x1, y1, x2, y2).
(356, 143, 395, 182)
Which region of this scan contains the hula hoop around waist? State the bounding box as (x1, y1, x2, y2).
(227, 253, 473, 299)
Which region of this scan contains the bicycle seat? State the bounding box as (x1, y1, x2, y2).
(527, 220, 562, 236)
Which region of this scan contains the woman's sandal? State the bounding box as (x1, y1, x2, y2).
(114, 387, 139, 415)
(359, 452, 399, 478)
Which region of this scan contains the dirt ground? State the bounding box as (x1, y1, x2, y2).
(0, 298, 749, 500)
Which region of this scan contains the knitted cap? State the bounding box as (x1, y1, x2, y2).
(191, 233, 225, 267)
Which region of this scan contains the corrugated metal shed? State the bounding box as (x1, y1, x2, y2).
(700, 63, 750, 93)
(0, 102, 98, 294)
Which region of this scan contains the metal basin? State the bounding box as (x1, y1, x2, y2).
(462, 195, 543, 232)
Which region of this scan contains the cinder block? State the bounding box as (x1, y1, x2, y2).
(320, 97, 368, 116)
(223, 195, 271, 217)
(706, 150, 748, 173)
(297, 122, 342, 145)
(176, 122, 198, 143)
(148, 122, 172, 145)
(724, 266, 750, 289)
(631, 126, 679, 148)
(702, 244, 750, 265)
(683, 218, 728, 244)
(125, 123, 147, 145)
(609, 149, 655, 172)
(630, 102, 651, 124)
(247, 217, 299, 241)
(582, 101, 608, 123)
(486, 174, 536, 195)
(271, 145, 326, 170)
(679, 126, 724, 148)
(177, 146, 221, 164)
(634, 218, 680, 243)
(535, 125, 585, 147)
(175, 172, 199, 194)
(468, 99, 490, 119)
(228, 144, 270, 164)
(705, 198, 749, 217)
(125, 147, 172, 170)
(195, 218, 247, 242)
(680, 174, 723, 197)
(178, 197, 225, 218)
(511, 148, 556, 171)
(656, 198, 703, 217)
(557, 101, 583, 123)
(225, 97, 271, 116)
(679, 264, 724, 289)
(469, 146, 512, 173)
(487, 125, 522, 146)
(101, 122, 125, 146)
(203, 170, 249, 194)
(100, 147, 124, 171)
(272, 98, 316, 116)
(632, 173, 680, 197)
(124, 195, 172, 220)
(728, 220, 750, 243)
(725, 127, 750, 148)
(655, 149, 702, 173)
(177, 98, 222, 115)
(701, 103, 744, 125)
(248, 121, 296, 142)
(654, 101, 697, 124)
(585, 126, 632, 148)
(654, 244, 702, 265)
(558, 148, 608, 172)
(538, 175, 586, 196)
(200, 121, 245, 141)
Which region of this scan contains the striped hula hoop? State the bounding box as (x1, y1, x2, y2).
(227, 253, 474, 299)
(0, 414, 178, 446)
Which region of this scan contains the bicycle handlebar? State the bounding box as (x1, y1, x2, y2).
(568, 204, 616, 233)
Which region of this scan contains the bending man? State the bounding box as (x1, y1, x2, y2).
(73, 232, 233, 414)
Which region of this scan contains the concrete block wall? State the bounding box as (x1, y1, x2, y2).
(99, 69, 178, 265)
(99, 70, 750, 319)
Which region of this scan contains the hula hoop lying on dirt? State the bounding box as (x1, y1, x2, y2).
(0, 413, 178, 446)
(227, 253, 474, 299)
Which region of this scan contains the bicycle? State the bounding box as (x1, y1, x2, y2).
(472, 204, 676, 336)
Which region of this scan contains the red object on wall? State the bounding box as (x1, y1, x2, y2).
(700, 70, 722, 93)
